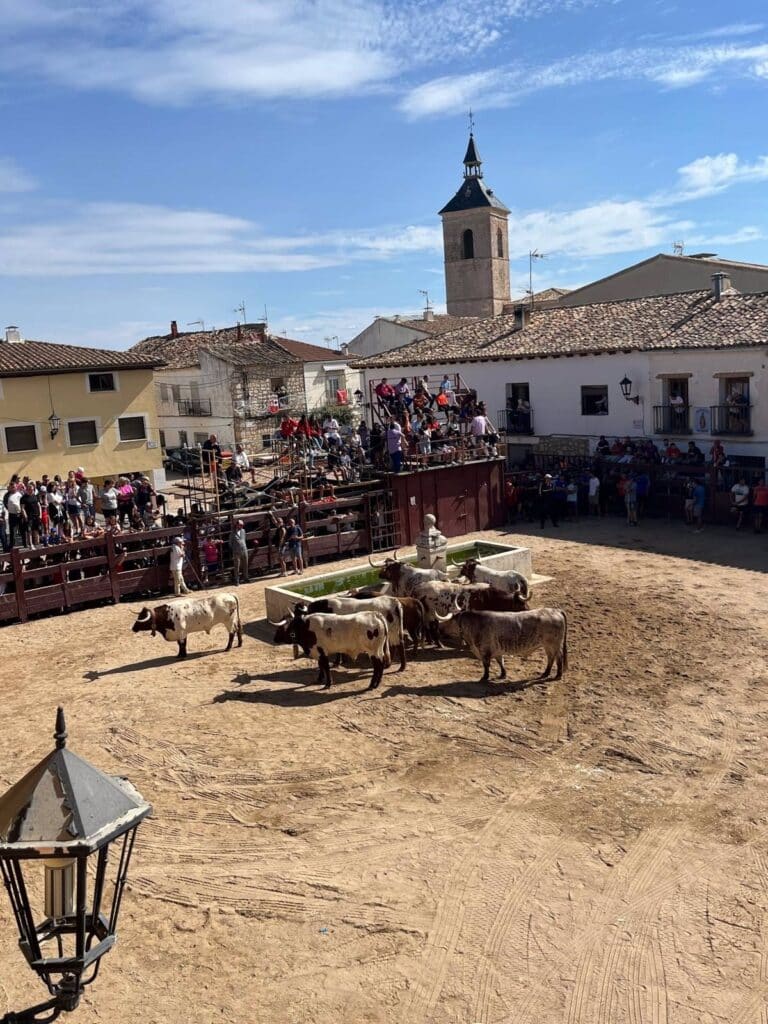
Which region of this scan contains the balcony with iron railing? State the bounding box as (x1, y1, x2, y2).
(177, 398, 212, 416)
(653, 404, 691, 435)
(497, 407, 535, 436)
(710, 404, 753, 435)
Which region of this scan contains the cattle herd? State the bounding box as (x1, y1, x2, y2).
(131, 552, 568, 690)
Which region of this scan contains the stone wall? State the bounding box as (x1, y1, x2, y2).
(533, 435, 591, 457)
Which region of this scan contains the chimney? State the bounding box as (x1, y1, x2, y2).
(711, 272, 731, 301)
(5, 326, 22, 344)
(236, 322, 242, 341)
(170, 320, 178, 337)
(514, 307, 527, 330)
(423, 308, 435, 322)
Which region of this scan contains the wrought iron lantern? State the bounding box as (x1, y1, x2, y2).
(47, 414, 61, 440)
(619, 376, 641, 405)
(0, 709, 151, 1023)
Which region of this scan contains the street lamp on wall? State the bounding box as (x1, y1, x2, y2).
(48, 414, 61, 440)
(619, 376, 641, 405)
(0, 708, 151, 1024)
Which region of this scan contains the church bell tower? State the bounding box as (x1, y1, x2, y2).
(439, 131, 511, 317)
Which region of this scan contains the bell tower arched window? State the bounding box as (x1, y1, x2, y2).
(462, 229, 474, 260)
(497, 228, 504, 258)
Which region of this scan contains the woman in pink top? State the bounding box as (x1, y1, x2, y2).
(116, 477, 136, 527)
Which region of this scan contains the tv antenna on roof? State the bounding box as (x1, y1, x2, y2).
(527, 250, 548, 309)
(418, 289, 432, 311)
(187, 319, 205, 331)
(234, 300, 246, 323)
(673, 240, 685, 256)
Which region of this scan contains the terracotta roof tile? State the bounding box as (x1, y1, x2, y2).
(130, 324, 340, 370)
(271, 337, 342, 361)
(0, 339, 163, 378)
(352, 289, 768, 368)
(130, 323, 269, 369)
(395, 314, 478, 336)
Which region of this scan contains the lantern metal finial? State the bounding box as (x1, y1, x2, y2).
(54, 707, 67, 750)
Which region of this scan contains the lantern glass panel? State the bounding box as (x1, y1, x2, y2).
(44, 858, 75, 920)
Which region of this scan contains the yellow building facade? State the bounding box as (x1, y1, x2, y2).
(0, 336, 165, 486)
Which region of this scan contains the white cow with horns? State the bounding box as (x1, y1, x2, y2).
(132, 593, 243, 658)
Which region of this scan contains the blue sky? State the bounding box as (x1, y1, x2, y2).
(1, 0, 768, 350)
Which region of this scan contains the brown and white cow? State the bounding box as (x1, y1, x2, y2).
(348, 591, 426, 654)
(132, 593, 242, 658)
(369, 551, 449, 597)
(302, 595, 406, 671)
(271, 603, 390, 689)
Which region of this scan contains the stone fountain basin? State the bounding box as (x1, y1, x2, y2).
(264, 539, 534, 621)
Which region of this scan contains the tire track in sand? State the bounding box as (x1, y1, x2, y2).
(404, 741, 598, 1024)
(471, 838, 568, 1024)
(510, 703, 734, 1024)
(573, 703, 736, 1024)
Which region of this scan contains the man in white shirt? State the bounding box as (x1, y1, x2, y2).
(5, 485, 24, 547)
(323, 416, 341, 445)
(730, 477, 750, 530)
(470, 411, 489, 449)
(234, 444, 254, 483)
(169, 536, 191, 595)
(588, 473, 601, 515)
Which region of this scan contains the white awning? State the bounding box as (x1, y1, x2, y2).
(323, 363, 347, 372)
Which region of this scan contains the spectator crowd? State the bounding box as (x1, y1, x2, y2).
(505, 434, 768, 534)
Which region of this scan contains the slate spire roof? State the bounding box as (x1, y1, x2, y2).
(439, 131, 509, 215)
(463, 133, 482, 176)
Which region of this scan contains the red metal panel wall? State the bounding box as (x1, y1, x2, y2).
(391, 460, 504, 544)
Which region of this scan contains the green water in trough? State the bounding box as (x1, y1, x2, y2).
(280, 541, 513, 599)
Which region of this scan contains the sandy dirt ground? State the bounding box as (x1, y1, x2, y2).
(0, 518, 767, 1024)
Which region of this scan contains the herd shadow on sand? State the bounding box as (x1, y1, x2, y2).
(213, 658, 546, 708)
(82, 623, 550, 701)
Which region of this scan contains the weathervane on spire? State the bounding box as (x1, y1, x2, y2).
(468, 108, 475, 134)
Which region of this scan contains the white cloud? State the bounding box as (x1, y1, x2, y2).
(0, 146, 765, 278)
(0, 157, 36, 192)
(0, 0, 609, 105)
(400, 41, 768, 117)
(0, 199, 444, 276)
(675, 153, 768, 198)
(686, 23, 764, 41)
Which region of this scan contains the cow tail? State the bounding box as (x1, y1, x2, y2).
(561, 611, 568, 670)
(521, 575, 531, 601)
(235, 594, 243, 643)
(380, 614, 392, 668)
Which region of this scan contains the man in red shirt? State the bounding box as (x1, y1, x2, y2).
(280, 414, 298, 439)
(375, 378, 396, 412)
(752, 478, 768, 533)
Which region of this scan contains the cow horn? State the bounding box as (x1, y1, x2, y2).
(392, 548, 400, 561)
(136, 609, 152, 623)
(433, 609, 453, 622)
(368, 553, 386, 568)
